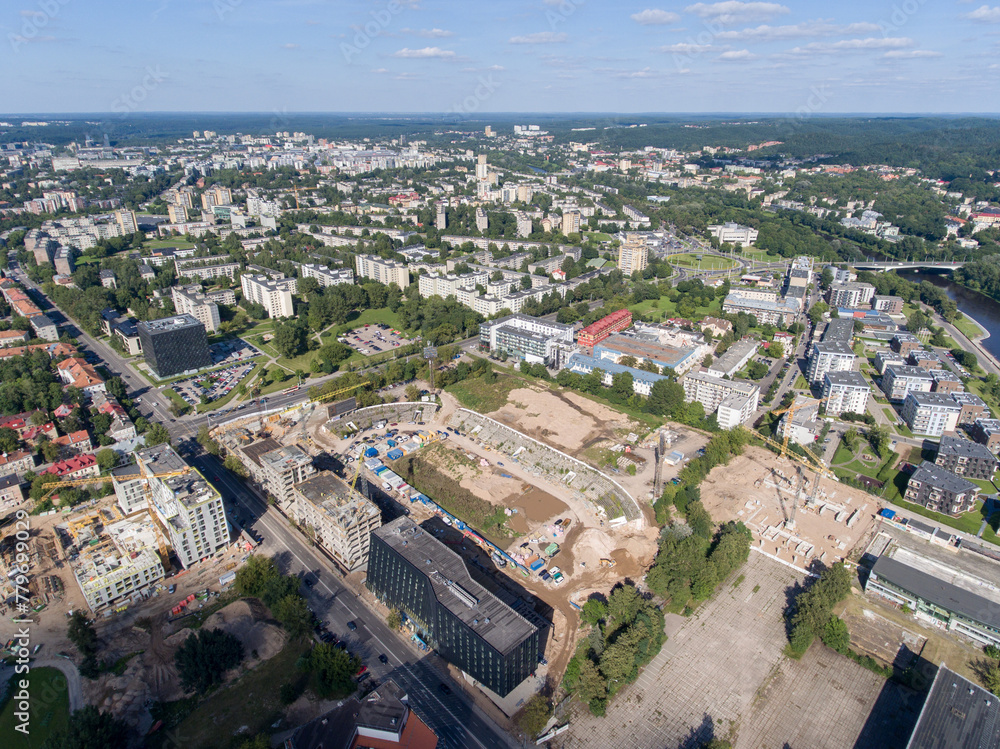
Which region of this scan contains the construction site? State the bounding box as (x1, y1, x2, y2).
(700, 446, 878, 571)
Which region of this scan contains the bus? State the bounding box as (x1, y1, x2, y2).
(282, 385, 300, 394)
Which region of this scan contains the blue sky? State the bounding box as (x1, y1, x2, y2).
(3, 0, 998, 114)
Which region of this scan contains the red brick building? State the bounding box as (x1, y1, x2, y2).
(577, 309, 632, 348)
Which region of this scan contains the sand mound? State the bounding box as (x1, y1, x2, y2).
(202, 600, 287, 663)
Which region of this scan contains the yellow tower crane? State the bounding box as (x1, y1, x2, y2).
(290, 185, 318, 209)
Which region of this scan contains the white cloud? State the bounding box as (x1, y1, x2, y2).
(883, 49, 943, 58)
(718, 48, 757, 60)
(684, 2, 790, 24)
(371, 68, 390, 74)
(789, 37, 914, 55)
(658, 42, 713, 53)
(615, 67, 663, 78)
(401, 27, 455, 38)
(965, 5, 1000, 21)
(391, 46, 457, 58)
(630, 9, 681, 25)
(716, 20, 881, 41)
(509, 31, 568, 44)
(281, 43, 300, 49)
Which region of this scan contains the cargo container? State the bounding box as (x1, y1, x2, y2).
(529, 558, 545, 572)
(386, 448, 404, 460)
(364, 447, 379, 458)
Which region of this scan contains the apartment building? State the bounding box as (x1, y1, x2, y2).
(873, 295, 904, 314)
(806, 340, 857, 384)
(821, 371, 870, 416)
(167, 204, 189, 224)
(882, 365, 934, 401)
(300, 263, 354, 288)
(827, 282, 876, 308)
(174, 256, 240, 281)
(904, 461, 978, 516)
(708, 222, 758, 247)
(890, 333, 922, 357)
(707, 338, 758, 378)
(172, 285, 222, 332)
(475, 207, 488, 232)
(577, 309, 632, 348)
(952, 392, 990, 426)
(617, 235, 648, 276)
(901, 392, 961, 436)
(934, 435, 999, 480)
(722, 292, 800, 326)
(479, 314, 574, 366)
(931, 369, 964, 394)
(681, 370, 760, 422)
(355, 254, 410, 289)
(119, 444, 230, 568)
(418, 271, 488, 300)
(72, 517, 165, 612)
(30, 314, 58, 342)
(971, 419, 1000, 453)
(514, 211, 532, 238)
(257, 444, 316, 506)
(561, 210, 580, 236)
(293, 473, 382, 571)
(716, 391, 758, 430)
(241, 273, 295, 319)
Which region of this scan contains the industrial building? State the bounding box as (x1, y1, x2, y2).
(293, 472, 382, 571)
(136, 314, 212, 378)
(594, 333, 699, 375)
(367, 517, 542, 698)
(478, 314, 574, 366)
(577, 309, 632, 348)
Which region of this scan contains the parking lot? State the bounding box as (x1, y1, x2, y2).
(210, 337, 260, 365)
(173, 361, 256, 406)
(339, 323, 417, 356)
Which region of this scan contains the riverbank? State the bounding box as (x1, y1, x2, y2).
(925, 304, 1000, 377)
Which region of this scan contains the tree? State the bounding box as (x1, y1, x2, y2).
(144, 423, 170, 447)
(300, 642, 361, 699)
(843, 427, 859, 450)
(769, 342, 784, 359)
(807, 302, 828, 325)
(197, 425, 221, 456)
(820, 267, 834, 288)
(224, 453, 249, 477)
(41, 706, 129, 749)
(95, 448, 117, 472)
(746, 361, 768, 380)
(0, 426, 19, 453)
(273, 319, 307, 358)
(581, 598, 607, 626)
(517, 694, 552, 738)
(387, 609, 402, 630)
(866, 424, 892, 459)
(405, 384, 421, 402)
(575, 658, 607, 704)
(272, 594, 313, 640)
(647, 379, 685, 417)
(606, 585, 641, 628)
(40, 439, 60, 463)
(68, 611, 99, 659)
(821, 615, 851, 654)
(175, 628, 245, 693)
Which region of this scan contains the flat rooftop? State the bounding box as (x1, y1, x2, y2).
(907, 665, 1000, 749)
(296, 472, 380, 528)
(936, 435, 998, 463)
(375, 516, 538, 655)
(137, 313, 203, 333)
(909, 461, 978, 495)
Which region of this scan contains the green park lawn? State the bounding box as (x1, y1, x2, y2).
(666, 252, 739, 271)
(886, 490, 1000, 546)
(584, 231, 613, 242)
(143, 237, 197, 250)
(630, 294, 723, 323)
(0, 667, 70, 749)
(793, 375, 810, 390)
(953, 313, 986, 342)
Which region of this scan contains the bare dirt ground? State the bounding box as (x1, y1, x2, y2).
(490, 387, 646, 454)
(700, 447, 877, 571)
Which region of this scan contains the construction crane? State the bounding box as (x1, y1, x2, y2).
(290, 185, 318, 209)
(770, 395, 831, 460)
(309, 380, 369, 406)
(39, 469, 191, 501)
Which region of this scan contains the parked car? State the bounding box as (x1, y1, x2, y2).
(347, 620, 358, 631)
(438, 683, 452, 695)
(378, 654, 389, 664)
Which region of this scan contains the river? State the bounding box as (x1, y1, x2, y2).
(897, 271, 1000, 362)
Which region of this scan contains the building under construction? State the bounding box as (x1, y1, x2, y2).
(293, 472, 382, 571)
(61, 510, 165, 612)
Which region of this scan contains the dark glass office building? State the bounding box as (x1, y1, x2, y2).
(137, 314, 212, 378)
(368, 517, 541, 697)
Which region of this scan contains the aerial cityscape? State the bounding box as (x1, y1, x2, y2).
(4, 2, 1000, 749)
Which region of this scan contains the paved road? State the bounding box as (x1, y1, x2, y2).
(33, 658, 84, 712)
(191, 451, 518, 749)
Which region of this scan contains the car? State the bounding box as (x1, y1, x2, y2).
(438, 683, 452, 695)
(346, 620, 358, 631)
(378, 654, 389, 664)
(305, 578, 314, 588)
(357, 672, 371, 683)
(168, 584, 176, 594)
(355, 664, 369, 677)
(497, 461, 504, 466)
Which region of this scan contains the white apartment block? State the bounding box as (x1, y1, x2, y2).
(515, 211, 532, 238)
(172, 285, 222, 332)
(355, 254, 410, 289)
(241, 273, 295, 318)
(827, 282, 876, 309)
(174, 256, 240, 281)
(258, 444, 316, 506)
(293, 473, 382, 571)
(717, 392, 757, 430)
(562, 211, 581, 235)
(418, 271, 489, 299)
(822, 371, 871, 416)
(708, 222, 759, 247)
(301, 263, 355, 288)
(681, 370, 760, 424)
(475, 207, 488, 232)
(902, 392, 961, 437)
(806, 340, 857, 384)
(73, 517, 165, 612)
(129, 444, 229, 569)
(883, 365, 934, 401)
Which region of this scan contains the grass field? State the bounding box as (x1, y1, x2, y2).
(793, 375, 810, 390)
(584, 231, 613, 242)
(666, 252, 739, 271)
(831, 441, 898, 481)
(629, 294, 723, 323)
(148, 640, 308, 749)
(886, 491, 1000, 546)
(953, 313, 986, 341)
(143, 237, 197, 250)
(0, 667, 69, 749)
(446, 372, 522, 413)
